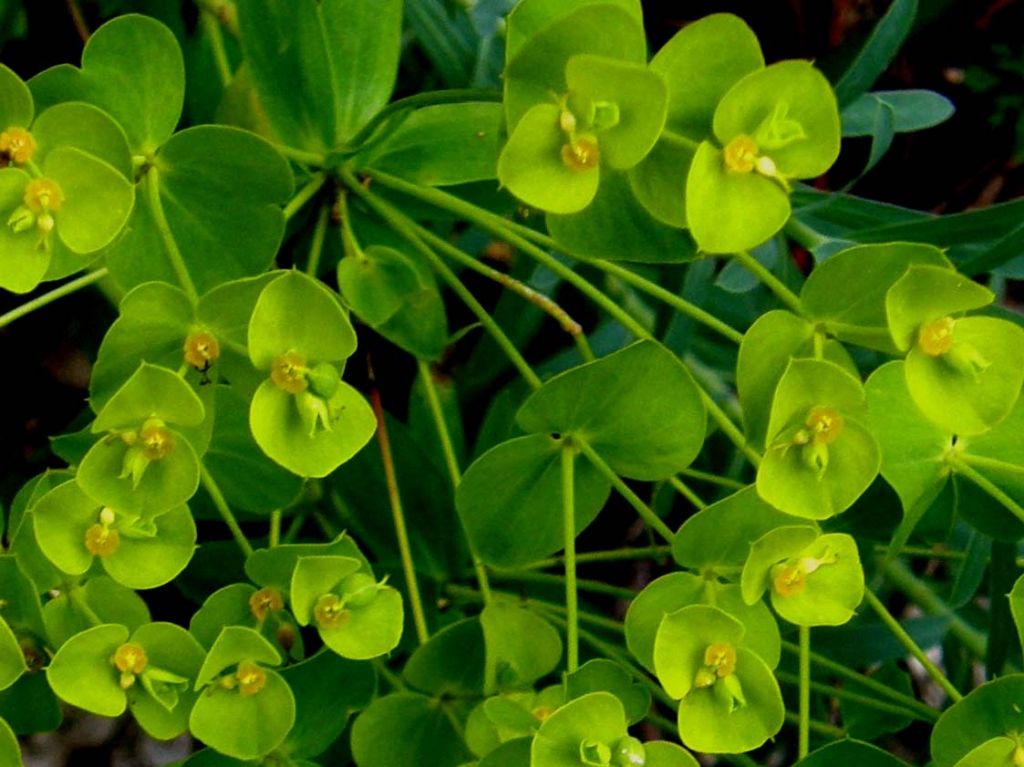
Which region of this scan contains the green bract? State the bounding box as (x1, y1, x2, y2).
(247, 270, 375, 477)
(931, 676, 1024, 767)
(757, 359, 880, 519)
(530, 691, 632, 767)
(653, 605, 784, 753)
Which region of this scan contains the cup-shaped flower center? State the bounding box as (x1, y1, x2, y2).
(85, 507, 120, 557)
(184, 331, 221, 371)
(772, 564, 806, 597)
(235, 661, 267, 696)
(724, 135, 759, 174)
(918, 316, 956, 357)
(249, 587, 284, 621)
(0, 127, 36, 165)
(113, 641, 148, 689)
(139, 419, 175, 460)
(561, 134, 601, 172)
(805, 406, 844, 446)
(314, 593, 349, 630)
(271, 351, 309, 393)
(24, 178, 63, 214)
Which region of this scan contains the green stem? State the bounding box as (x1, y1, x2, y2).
(783, 711, 846, 740)
(798, 625, 811, 758)
(487, 569, 637, 601)
(784, 217, 829, 251)
(592, 259, 744, 344)
(268, 510, 281, 548)
(515, 545, 672, 571)
(305, 204, 330, 276)
(863, 588, 963, 702)
(577, 440, 674, 542)
(342, 89, 502, 154)
(365, 170, 762, 467)
(369, 383, 430, 645)
(873, 544, 966, 561)
(145, 168, 199, 303)
(780, 639, 939, 721)
(951, 458, 1024, 525)
(283, 173, 327, 220)
(340, 169, 543, 389)
(372, 659, 407, 692)
(283, 509, 307, 544)
(732, 249, 802, 314)
(562, 443, 579, 673)
(959, 453, 1024, 476)
(0, 267, 109, 330)
(417, 359, 492, 605)
(274, 144, 327, 168)
(776, 670, 929, 721)
(200, 10, 232, 87)
(678, 467, 746, 489)
(412, 222, 585, 340)
(667, 476, 706, 509)
(200, 464, 254, 558)
(68, 585, 104, 626)
(660, 128, 700, 151)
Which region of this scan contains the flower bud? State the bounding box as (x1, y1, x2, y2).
(613, 736, 646, 767)
(306, 362, 340, 400)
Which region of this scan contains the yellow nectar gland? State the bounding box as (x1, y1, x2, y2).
(270, 351, 309, 394)
(772, 564, 807, 597)
(113, 642, 148, 689)
(85, 520, 120, 558)
(531, 705, 554, 722)
(139, 420, 175, 461)
(723, 135, 759, 174)
(24, 178, 63, 214)
(0, 127, 36, 165)
(805, 406, 844, 446)
(560, 134, 600, 173)
(184, 331, 221, 371)
(918, 316, 956, 357)
(703, 642, 737, 678)
(314, 593, 349, 630)
(249, 587, 284, 621)
(235, 661, 267, 696)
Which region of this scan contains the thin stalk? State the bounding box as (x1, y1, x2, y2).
(146, 169, 199, 302)
(863, 588, 963, 702)
(776, 670, 929, 721)
(952, 458, 1024, 524)
(369, 381, 430, 645)
(678, 467, 746, 489)
(305, 204, 330, 276)
(593, 259, 744, 344)
(516, 545, 673, 571)
(488, 569, 637, 601)
(412, 222, 585, 340)
(417, 359, 491, 604)
(65, 0, 90, 42)
(798, 626, 811, 758)
(577, 440, 674, 542)
(562, 444, 579, 672)
(0, 268, 109, 330)
(780, 639, 939, 721)
(268, 510, 281, 548)
(958, 453, 1024, 476)
(366, 170, 762, 466)
(200, 464, 253, 557)
(783, 711, 845, 740)
(668, 476, 707, 509)
(200, 10, 232, 87)
(343, 89, 502, 153)
(341, 169, 542, 389)
(732, 249, 802, 314)
(283, 173, 327, 220)
(283, 509, 308, 544)
(275, 144, 327, 168)
(873, 544, 966, 561)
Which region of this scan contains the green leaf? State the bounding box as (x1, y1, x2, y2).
(627, 138, 695, 228)
(0, 716, 22, 766)
(195, 626, 281, 688)
(127, 622, 206, 740)
(0, 62, 32, 128)
(564, 659, 650, 725)
(950, 738, 1020, 767)
(244, 534, 371, 593)
(757, 359, 879, 519)
(289, 555, 361, 624)
(249, 271, 357, 369)
(46, 623, 130, 717)
(765, 533, 865, 626)
(0, 554, 48, 643)
(800, 243, 951, 353)
(517, 341, 705, 480)
(885, 265, 994, 352)
(833, 0, 918, 106)
(188, 666, 295, 761)
(685, 140, 790, 254)
(564, 54, 667, 170)
(795, 740, 910, 767)
(480, 603, 561, 693)
(403, 617, 485, 697)
(0, 618, 26, 693)
(842, 90, 954, 137)
(0, 168, 49, 293)
(498, 103, 600, 215)
(654, 605, 784, 753)
(645, 741, 701, 767)
(531, 692, 627, 767)
(931, 675, 1024, 767)
(547, 169, 697, 263)
(93, 362, 205, 430)
(904, 317, 1024, 436)
(351, 692, 473, 767)
(42, 577, 150, 649)
(0, 673, 62, 737)
(503, 3, 646, 131)
(357, 103, 502, 185)
(31, 101, 133, 179)
(455, 434, 611, 568)
(650, 13, 763, 140)
(28, 14, 184, 153)
(740, 525, 820, 605)
(714, 61, 841, 179)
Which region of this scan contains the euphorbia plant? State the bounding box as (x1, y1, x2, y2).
(0, 0, 1022, 766)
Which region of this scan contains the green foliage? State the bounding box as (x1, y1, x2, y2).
(0, 2, 1017, 766)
